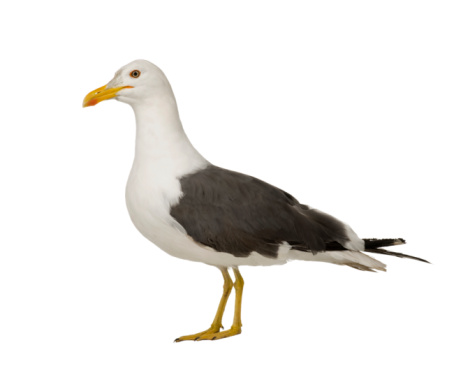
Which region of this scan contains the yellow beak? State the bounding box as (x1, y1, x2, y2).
(82, 85, 132, 107)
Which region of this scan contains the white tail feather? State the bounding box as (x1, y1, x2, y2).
(289, 249, 386, 272)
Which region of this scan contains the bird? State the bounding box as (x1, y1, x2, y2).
(83, 59, 428, 342)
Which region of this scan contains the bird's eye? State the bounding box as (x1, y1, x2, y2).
(130, 70, 141, 78)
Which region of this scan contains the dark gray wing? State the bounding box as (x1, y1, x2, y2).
(170, 165, 349, 258)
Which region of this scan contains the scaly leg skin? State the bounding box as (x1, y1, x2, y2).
(175, 267, 233, 342)
(192, 267, 244, 341)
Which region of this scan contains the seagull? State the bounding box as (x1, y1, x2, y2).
(83, 60, 428, 342)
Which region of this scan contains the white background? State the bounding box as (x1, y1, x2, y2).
(1, 1, 453, 374)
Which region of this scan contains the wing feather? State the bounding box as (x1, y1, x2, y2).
(170, 165, 350, 258)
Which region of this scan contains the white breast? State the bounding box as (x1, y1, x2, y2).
(124, 129, 217, 261)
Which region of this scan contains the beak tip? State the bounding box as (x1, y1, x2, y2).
(82, 99, 97, 108)
(83, 84, 131, 109)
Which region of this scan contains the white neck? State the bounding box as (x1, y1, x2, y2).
(130, 92, 209, 177)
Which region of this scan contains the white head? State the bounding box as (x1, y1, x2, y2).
(83, 60, 174, 108)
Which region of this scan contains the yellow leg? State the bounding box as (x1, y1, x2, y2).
(175, 267, 233, 342)
(232, 268, 244, 329)
(198, 267, 244, 340)
(175, 267, 244, 342)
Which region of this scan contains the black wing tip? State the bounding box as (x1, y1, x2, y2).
(364, 248, 430, 264)
(396, 237, 406, 245)
(363, 238, 406, 248)
(362, 238, 430, 264)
